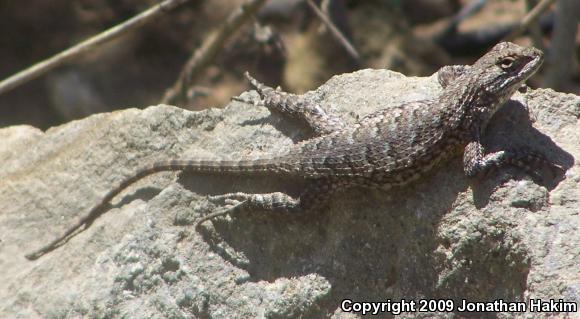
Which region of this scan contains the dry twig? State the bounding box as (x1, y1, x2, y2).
(438, 0, 487, 38)
(505, 0, 556, 40)
(305, 0, 361, 65)
(543, 0, 580, 89)
(161, 0, 268, 105)
(0, 0, 192, 96)
(525, 0, 545, 50)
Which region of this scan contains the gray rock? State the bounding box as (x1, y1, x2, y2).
(0, 69, 578, 318)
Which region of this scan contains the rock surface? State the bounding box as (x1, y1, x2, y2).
(0, 69, 578, 318)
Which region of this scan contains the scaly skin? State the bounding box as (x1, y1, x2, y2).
(25, 42, 556, 261)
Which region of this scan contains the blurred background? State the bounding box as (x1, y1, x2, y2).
(0, 0, 578, 130)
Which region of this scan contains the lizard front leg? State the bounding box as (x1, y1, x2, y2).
(463, 140, 561, 181)
(244, 72, 346, 136)
(438, 65, 470, 88)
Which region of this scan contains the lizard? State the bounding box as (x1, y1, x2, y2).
(25, 41, 559, 261)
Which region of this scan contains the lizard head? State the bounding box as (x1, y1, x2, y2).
(473, 41, 544, 102)
(458, 42, 544, 132)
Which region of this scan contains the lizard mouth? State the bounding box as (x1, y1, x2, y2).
(512, 53, 544, 93)
(520, 53, 544, 80)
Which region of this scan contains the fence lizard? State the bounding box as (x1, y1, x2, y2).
(25, 42, 559, 260)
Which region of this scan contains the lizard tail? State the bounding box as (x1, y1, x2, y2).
(24, 158, 286, 260)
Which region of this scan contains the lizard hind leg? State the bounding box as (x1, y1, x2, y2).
(195, 192, 301, 228)
(243, 72, 346, 136)
(195, 178, 338, 228)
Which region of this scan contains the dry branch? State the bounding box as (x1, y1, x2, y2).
(0, 0, 192, 96)
(161, 0, 268, 105)
(305, 0, 361, 65)
(505, 0, 556, 40)
(543, 0, 580, 89)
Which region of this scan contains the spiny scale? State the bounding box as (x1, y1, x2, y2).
(26, 42, 559, 260)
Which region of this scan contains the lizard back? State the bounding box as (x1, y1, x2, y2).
(277, 99, 464, 182)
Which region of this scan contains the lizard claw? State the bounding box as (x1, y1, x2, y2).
(196, 196, 250, 229)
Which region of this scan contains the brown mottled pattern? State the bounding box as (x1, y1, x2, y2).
(26, 42, 559, 260)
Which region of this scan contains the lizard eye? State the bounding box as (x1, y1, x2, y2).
(499, 57, 516, 70)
